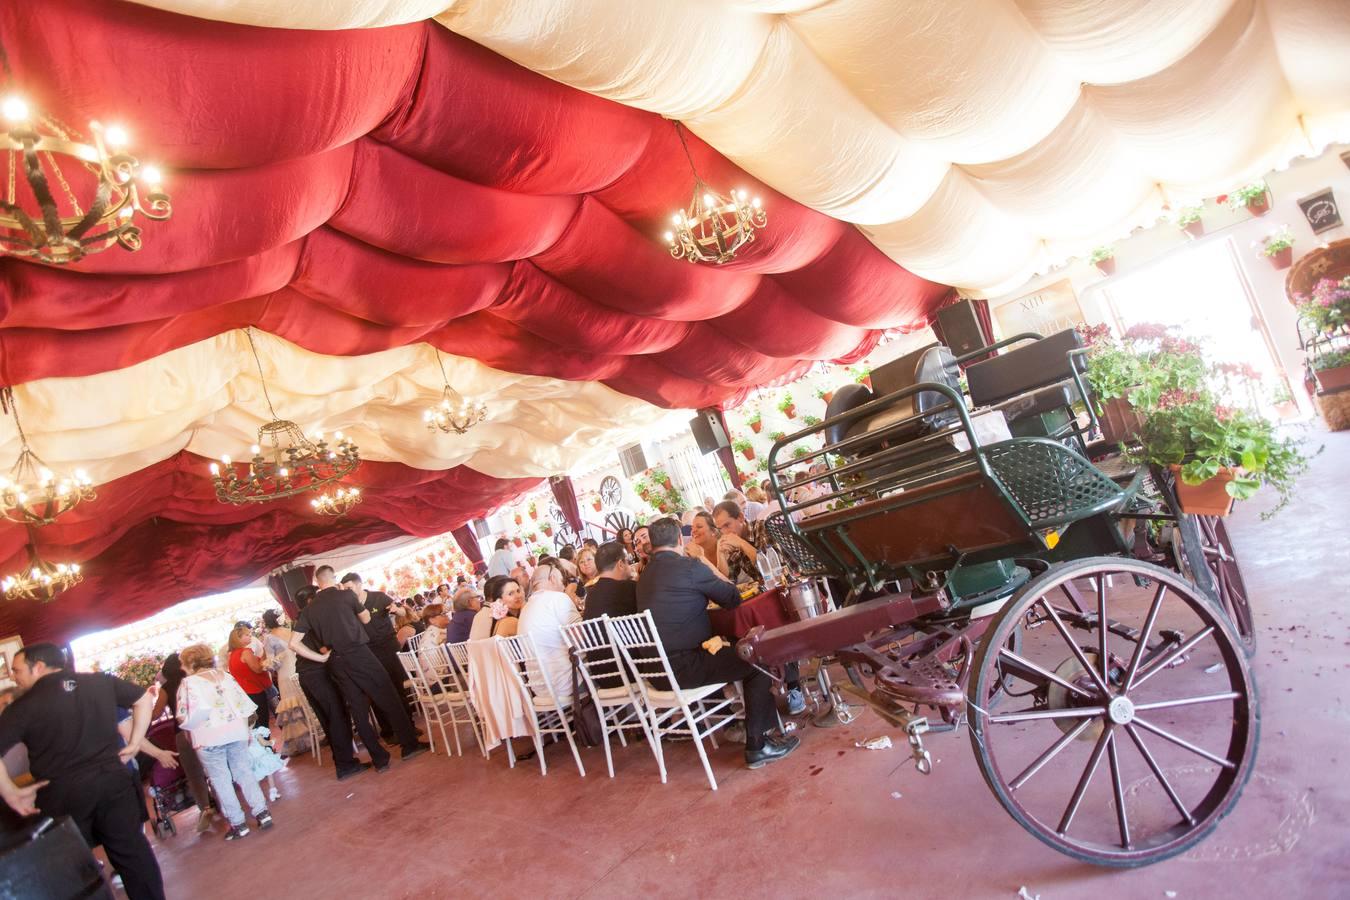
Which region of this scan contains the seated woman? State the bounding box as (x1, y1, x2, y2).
(469, 575, 523, 639)
(688, 510, 719, 564)
(420, 603, 449, 648)
(394, 607, 421, 647)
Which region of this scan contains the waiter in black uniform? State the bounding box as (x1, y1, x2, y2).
(0, 643, 166, 900)
(340, 572, 414, 729)
(290, 586, 370, 781)
(291, 565, 428, 771)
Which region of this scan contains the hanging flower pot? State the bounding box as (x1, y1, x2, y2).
(819, 390, 834, 405)
(742, 446, 756, 461)
(1169, 465, 1237, 517)
(512, 536, 523, 547)
(750, 420, 762, 433)
(528, 508, 537, 521)
(513, 514, 522, 526)
(1245, 194, 1270, 216)
(1267, 246, 1293, 270)
(592, 498, 603, 512)
(1182, 220, 1204, 239)
(542, 524, 553, 536)
(1094, 257, 1116, 275)
(1316, 361, 1350, 393)
(661, 477, 673, 492)
(657, 502, 669, 513)
(782, 404, 796, 419)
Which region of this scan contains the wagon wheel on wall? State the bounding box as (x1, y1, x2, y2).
(1149, 466, 1256, 656)
(549, 499, 579, 552)
(604, 509, 637, 540)
(968, 557, 1257, 867)
(599, 476, 623, 509)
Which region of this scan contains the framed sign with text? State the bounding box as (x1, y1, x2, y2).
(1297, 188, 1342, 235)
(991, 279, 1086, 339)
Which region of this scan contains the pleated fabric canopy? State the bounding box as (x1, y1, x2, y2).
(0, 1, 948, 641)
(128, 0, 1350, 295)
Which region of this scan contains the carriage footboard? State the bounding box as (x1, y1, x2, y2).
(735, 590, 948, 667)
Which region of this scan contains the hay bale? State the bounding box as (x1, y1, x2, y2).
(1315, 388, 1350, 431)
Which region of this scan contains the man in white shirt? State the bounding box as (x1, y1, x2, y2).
(486, 538, 516, 578)
(517, 562, 582, 704)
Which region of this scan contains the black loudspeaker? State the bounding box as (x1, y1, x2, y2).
(0, 817, 112, 899)
(277, 568, 311, 607)
(472, 517, 491, 539)
(689, 407, 731, 455)
(936, 299, 988, 357)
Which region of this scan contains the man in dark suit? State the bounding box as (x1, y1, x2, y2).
(636, 518, 798, 769)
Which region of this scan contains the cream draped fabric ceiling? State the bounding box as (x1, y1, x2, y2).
(0, 331, 680, 488)
(132, 0, 1350, 295)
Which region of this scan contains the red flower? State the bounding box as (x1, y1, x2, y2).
(1216, 194, 1228, 205)
(1123, 322, 1169, 342)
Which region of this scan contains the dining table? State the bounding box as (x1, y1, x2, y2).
(708, 585, 792, 640)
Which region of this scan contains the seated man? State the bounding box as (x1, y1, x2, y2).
(712, 500, 807, 716)
(636, 517, 799, 769)
(447, 587, 482, 644)
(632, 525, 653, 572)
(517, 562, 582, 704)
(582, 541, 637, 620)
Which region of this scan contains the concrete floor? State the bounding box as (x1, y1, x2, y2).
(145, 427, 1349, 900)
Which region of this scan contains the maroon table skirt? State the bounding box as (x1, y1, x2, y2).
(708, 587, 792, 640)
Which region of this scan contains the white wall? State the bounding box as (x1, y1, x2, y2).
(983, 143, 1350, 416)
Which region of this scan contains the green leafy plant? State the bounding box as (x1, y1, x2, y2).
(777, 394, 795, 413)
(1080, 322, 1207, 410)
(1175, 206, 1203, 227)
(769, 430, 786, 442)
(745, 409, 761, 426)
(1313, 346, 1350, 371)
(1088, 246, 1115, 264)
(1226, 182, 1268, 210)
(802, 414, 822, 426)
(1257, 225, 1294, 256)
(1135, 391, 1306, 516)
(792, 446, 811, 459)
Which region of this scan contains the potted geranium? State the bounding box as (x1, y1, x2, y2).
(590, 492, 603, 512)
(1136, 388, 1306, 517)
(1226, 182, 1270, 216)
(1313, 347, 1350, 393)
(1177, 206, 1204, 239)
(733, 438, 755, 461)
(1256, 226, 1295, 270)
(816, 387, 834, 405)
(513, 511, 522, 526)
(512, 536, 523, 547)
(542, 522, 553, 537)
(1089, 246, 1116, 276)
(650, 467, 674, 492)
(803, 414, 821, 427)
(1294, 275, 1350, 333)
(777, 394, 797, 419)
(1080, 322, 1206, 444)
(746, 409, 762, 434)
(528, 501, 537, 521)
(852, 365, 873, 390)
(769, 430, 786, 443)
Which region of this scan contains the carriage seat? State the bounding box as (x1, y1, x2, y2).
(824, 344, 961, 448)
(965, 328, 1084, 423)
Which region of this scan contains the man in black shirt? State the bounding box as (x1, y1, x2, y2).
(582, 541, 638, 621)
(341, 572, 414, 730)
(291, 586, 369, 781)
(636, 518, 799, 769)
(0, 644, 166, 900)
(292, 565, 428, 771)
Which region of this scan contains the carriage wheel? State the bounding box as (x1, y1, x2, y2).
(1172, 516, 1256, 655)
(968, 556, 1258, 867)
(1151, 467, 1256, 655)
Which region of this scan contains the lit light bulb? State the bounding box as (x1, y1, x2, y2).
(39, 468, 53, 484)
(221, 455, 231, 466)
(2, 96, 29, 122)
(72, 563, 81, 573)
(664, 231, 675, 243)
(278, 467, 289, 478)
(210, 463, 220, 475)
(703, 193, 715, 208)
(737, 189, 747, 200)
(333, 431, 343, 441)
(672, 213, 684, 225)
(751, 197, 761, 209)
(104, 125, 129, 147)
(141, 165, 162, 185)
(251, 444, 261, 456)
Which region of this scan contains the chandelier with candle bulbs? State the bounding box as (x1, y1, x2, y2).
(663, 122, 766, 265)
(311, 486, 361, 517)
(0, 387, 95, 526)
(1, 90, 171, 264)
(210, 329, 361, 505)
(2, 529, 82, 602)
(424, 348, 487, 435)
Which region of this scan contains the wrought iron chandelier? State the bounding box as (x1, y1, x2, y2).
(1, 88, 171, 264)
(2, 529, 82, 602)
(0, 386, 95, 526)
(664, 122, 766, 265)
(210, 329, 361, 505)
(424, 348, 487, 435)
(311, 486, 361, 517)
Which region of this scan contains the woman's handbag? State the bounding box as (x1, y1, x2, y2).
(568, 648, 604, 748)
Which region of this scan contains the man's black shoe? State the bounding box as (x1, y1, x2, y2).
(378, 730, 395, 743)
(402, 742, 432, 761)
(745, 735, 801, 770)
(372, 758, 392, 773)
(336, 763, 371, 781)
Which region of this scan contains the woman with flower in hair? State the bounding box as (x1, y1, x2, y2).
(468, 575, 523, 640)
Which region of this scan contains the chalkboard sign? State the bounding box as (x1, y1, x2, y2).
(1298, 187, 1342, 234)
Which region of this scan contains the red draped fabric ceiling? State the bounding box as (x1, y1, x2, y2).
(0, 0, 947, 643)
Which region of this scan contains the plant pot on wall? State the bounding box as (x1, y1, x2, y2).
(1169, 465, 1237, 517)
(782, 404, 796, 419)
(1095, 258, 1116, 276)
(1268, 247, 1293, 270)
(592, 499, 603, 512)
(749, 421, 762, 434)
(1183, 220, 1204, 239)
(1246, 193, 1270, 216)
(741, 446, 755, 461)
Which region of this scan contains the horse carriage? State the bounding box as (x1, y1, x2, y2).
(742, 329, 1259, 867)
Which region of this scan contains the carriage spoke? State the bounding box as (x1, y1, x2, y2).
(1132, 626, 1216, 688)
(1009, 717, 1094, 790)
(997, 647, 1096, 700)
(1123, 724, 1195, 826)
(1107, 731, 1131, 849)
(1039, 599, 1113, 697)
(1059, 581, 1087, 614)
(1096, 576, 1109, 685)
(1057, 726, 1113, 835)
(1124, 583, 1168, 691)
(1132, 692, 1241, 712)
(1133, 716, 1236, 770)
(989, 706, 1106, 724)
